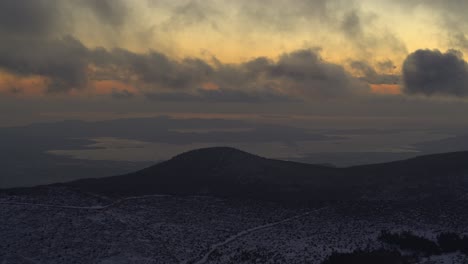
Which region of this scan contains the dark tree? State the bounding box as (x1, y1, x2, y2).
(379, 230, 440, 256)
(322, 249, 410, 264)
(437, 232, 462, 253)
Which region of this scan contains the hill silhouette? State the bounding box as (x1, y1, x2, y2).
(51, 147, 468, 200)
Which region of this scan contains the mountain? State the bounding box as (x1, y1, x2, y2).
(58, 147, 468, 201)
(64, 147, 349, 200)
(347, 151, 468, 200)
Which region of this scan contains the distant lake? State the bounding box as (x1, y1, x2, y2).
(48, 130, 451, 165)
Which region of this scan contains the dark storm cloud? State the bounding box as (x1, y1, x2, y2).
(0, 30, 367, 97)
(350, 60, 399, 85)
(0, 36, 89, 92)
(94, 48, 367, 100)
(0, 0, 133, 92)
(268, 50, 369, 97)
(0, 0, 131, 36)
(402, 49, 468, 97)
(0, 0, 369, 97)
(0, 0, 60, 36)
(91, 48, 214, 89)
(0, 36, 213, 93)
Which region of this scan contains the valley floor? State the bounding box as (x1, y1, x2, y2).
(1, 187, 467, 264)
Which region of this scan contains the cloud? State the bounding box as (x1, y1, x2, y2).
(0, 0, 131, 37)
(0, 0, 132, 35)
(0, 35, 214, 93)
(340, 10, 363, 38)
(91, 47, 369, 100)
(161, 0, 221, 31)
(149, 0, 407, 61)
(111, 88, 134, 99)
(377, 60, 397, 72)
(0, 1, 374, 98)
(449, 33, 468, 53)
(350, 60, 399, 85)
(402, 49, 468, 97)
(80, 0, 129, 27)
(237, 0, 333, 32)
(145, 88, 293, 103)
(0, 36, 89, 92)
(0, 0, 61, 37)
(268, 49, 369, 97)
(91, 48, 215, 90)
(394, 0, 468, 53)
(238, 0, 406, 57)
(0, 0, 133, 92)
(338, 8, 407, 58)
(0, 33, 368, 99)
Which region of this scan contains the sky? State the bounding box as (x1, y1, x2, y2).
(2, 0, 468, 127)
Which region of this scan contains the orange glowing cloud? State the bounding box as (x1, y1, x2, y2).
(201, 82, 219, 91)
(92, 80, 138, 96)
(370, 84, 401, 95)
(0, 72, 48, 96)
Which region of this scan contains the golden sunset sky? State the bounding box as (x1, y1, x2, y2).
(1, 0, 468, 126)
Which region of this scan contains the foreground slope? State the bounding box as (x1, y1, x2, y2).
(63, 147, 468, 200)
(2, 193, 468, 264)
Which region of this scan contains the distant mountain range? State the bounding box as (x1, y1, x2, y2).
(49, 147, 468, 201)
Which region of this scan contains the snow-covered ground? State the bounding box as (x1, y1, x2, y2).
(1, 187, 468, 264)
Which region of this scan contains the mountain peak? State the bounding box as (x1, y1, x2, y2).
(170, 147, 260, 162)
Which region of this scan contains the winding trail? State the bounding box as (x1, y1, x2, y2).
(187, 206, 329, 264)
(2, 195, 328, 264)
